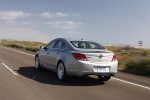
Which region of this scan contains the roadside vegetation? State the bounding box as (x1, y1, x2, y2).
(105, 45, 150, 77)
(0, 40, 150, 77)
(0, 40, 45, 52)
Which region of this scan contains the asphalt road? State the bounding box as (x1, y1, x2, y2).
(0, 46, 150, 100)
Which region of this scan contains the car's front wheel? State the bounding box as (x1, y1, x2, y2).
(57, 62, 67, 81)
(98, 75, 111, 81)
(35, 56, 41, 70)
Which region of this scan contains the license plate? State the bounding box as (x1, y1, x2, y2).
(98, 66, 109, 72)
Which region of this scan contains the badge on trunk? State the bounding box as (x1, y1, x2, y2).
(99, 54, 103, 59)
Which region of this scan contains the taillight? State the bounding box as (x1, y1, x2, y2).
(112, 55, 117, 62)
(72, 53, 88, 61)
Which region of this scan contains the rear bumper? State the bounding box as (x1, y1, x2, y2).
(66, 60, 118, 76)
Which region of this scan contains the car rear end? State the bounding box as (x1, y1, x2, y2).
(65, 39, 118, 80)
(71, 50, 118, 76)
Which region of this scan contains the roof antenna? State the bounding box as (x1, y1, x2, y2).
(81, 38, 84, 41)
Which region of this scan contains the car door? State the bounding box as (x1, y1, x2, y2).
(48, 40, 67, 69)
(43, 40, 57, 67)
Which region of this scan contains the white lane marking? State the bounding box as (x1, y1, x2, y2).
(112, 77, 150, 90)
(1, 46, 150, 90)
(2, 63, 18, 76)
(0, 46, 34, 56)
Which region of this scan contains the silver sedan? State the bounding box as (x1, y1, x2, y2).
(35, 38, 118, 81)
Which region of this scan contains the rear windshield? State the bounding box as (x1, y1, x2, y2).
(70, 41, 105, 49)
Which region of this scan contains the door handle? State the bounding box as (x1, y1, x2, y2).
(47, 51, 50, 54)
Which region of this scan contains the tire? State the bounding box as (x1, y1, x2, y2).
(35, 56, 41, 70)
(98, 75, 111, 81)
(57, 62, 67, 81)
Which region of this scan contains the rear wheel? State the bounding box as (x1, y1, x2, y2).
(98, 75, 111, 81)
(35, 56, 41, 70)
(57, 62, 67, 81)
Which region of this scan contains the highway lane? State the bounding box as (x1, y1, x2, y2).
(0, 46, 150, 100)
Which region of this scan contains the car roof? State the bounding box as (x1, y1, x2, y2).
(57, 38, 95, 42)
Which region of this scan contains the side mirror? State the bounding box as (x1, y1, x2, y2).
(40, 45, 46, 49)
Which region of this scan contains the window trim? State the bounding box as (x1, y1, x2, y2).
(46, 40, 58, 49)
(70, 41, 105, 49)
(53, 40, 67, 50)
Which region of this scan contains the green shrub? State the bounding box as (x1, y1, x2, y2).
(126, 58, 150, 76)
(25, 47, 40, 52)
(141, 50, 150, 56)
(126, 60, 138, 69)
(0, 40, 45, 52)
(117, 45, 135, 51)
(6, 44, 23, 49)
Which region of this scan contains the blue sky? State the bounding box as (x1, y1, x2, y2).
(0, 0, 150, 46)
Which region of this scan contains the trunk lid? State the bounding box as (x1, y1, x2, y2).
(75, 49, 114, 63)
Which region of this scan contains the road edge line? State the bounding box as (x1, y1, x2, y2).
(112, 77, 150, 90)
(2, 63, 18, 76)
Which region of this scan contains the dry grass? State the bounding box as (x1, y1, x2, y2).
(0, 40, 45, 52)
(105, 45, 150, 77)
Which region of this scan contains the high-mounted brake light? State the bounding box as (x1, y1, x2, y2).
(72, 53, 88, 61)
(112, 55, 117, 62)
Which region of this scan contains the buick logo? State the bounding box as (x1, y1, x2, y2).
(99, 54, 103, 59)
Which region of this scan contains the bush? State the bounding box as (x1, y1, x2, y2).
(0, 40, 44, 52)
(141, 50, 150, 56)
(126, 60, 139, 69)
(5, 44, 23, 49)
(25, 47, 40, 52)
(126, 58, 150, 76)
(117, 45, 135, 51)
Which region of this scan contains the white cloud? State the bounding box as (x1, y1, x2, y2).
(71, 13, 81, 17)
(40, 12, 68, 18)
(0, 11, 31, 21)
(20, 22, 32, 25)
(40, 12, 81, 18)
(0, 26, 43, 41)
(48, 21, 83, 30)
(4, 21, 17, 24)
(0, 26, 39, 34)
